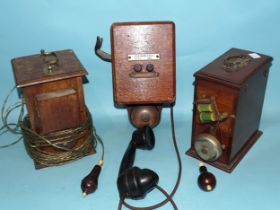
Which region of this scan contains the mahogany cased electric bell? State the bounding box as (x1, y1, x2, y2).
(187, 48, 273, 172)
(11, 49, 95, 169)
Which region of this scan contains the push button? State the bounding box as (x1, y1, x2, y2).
(133, 64, 142, 72)
(146, 64, 154, 72)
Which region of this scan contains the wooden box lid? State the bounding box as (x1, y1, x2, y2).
(195, 48, 273, 87)
(11, 49, 87, 88)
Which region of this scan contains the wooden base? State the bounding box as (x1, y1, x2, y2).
(186, 130, 262, 173)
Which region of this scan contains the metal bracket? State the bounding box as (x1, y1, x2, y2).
(94, 36, 112, 62)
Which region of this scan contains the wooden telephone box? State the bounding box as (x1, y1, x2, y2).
(111, 21, 176, 105)
(109, 22, 176, 128)
(12, 49, 95, 168)
(187, 48, 273, 172)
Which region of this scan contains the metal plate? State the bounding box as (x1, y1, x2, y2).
(128, 54, 160, 61)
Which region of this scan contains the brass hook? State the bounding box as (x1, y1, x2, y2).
(40, 49, 59, 74)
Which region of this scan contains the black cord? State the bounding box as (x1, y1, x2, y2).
(118, 185, 178, 210)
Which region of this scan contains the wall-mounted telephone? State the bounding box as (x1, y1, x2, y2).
(94, 21, 181, 209)
(95, 21, 176, 128)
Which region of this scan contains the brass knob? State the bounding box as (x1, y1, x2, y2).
(194, 134, 222, 162)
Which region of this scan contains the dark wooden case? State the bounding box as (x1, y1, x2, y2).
(187, 48, 273, 172)
(111, 21, 176, 105)
(11, 49, 95, 168)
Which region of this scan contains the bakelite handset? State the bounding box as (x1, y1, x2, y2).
(117, 127, 159, 199)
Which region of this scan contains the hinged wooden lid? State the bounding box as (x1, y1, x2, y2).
(11, 49, 88, 88)
(195, 48, 273, 87)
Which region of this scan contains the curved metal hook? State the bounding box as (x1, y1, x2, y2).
(95, 36, 112, 62)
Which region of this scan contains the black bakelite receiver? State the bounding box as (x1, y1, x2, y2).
(117, 127, 159, 199)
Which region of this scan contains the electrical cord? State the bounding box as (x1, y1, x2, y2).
(21, 113, 96, 167)
(81, 125, 105, 196)
(118, 185, 178, 210)
(118, 106, 182, 210)
(93, 128, 104, 164)
(0, 86, 24, 148)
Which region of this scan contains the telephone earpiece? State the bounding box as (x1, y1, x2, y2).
(117, 126, 159, 199)
(131, 126, 155, 150)
(117, 167, 159, 199)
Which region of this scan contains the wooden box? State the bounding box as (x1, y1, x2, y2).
(111, 21, 176, 105)
(187, 48, 273, 172)
(11, 49, 95, 168)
